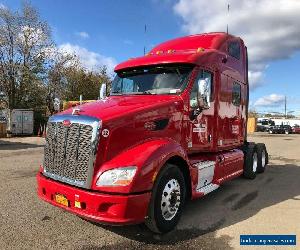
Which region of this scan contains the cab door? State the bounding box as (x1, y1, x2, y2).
(188, 68, 214, 152)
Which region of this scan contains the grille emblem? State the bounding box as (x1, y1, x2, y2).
(72, 108, 80, 115)
(102, 129, 109, 137)
(63, 120, 71, 127)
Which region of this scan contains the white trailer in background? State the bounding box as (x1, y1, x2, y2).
(10, 109, 34, 135)
(271, 118, 300, 127)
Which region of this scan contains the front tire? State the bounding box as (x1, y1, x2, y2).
(145, 164, 186, 233)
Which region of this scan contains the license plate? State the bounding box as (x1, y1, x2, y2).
(55, 194, 69, 207)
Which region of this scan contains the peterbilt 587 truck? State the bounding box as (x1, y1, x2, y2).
(37, 32, 268, 233)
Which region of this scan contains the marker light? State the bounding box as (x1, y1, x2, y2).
(96, 167, 137, 187)
(197, 47, 205, 53)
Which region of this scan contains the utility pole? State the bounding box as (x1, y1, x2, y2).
(284, 95, 287, 118)
(227, 4, 230, 34)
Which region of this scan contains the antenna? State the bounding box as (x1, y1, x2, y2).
(143, 24, 147, 55)
(227, 3, 230, 34)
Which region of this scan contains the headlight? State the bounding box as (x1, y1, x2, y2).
(96, 166, 137, 187)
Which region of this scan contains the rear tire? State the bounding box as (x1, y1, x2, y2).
(145, 164, 186, 234)
(243, 143, 258, 179)
(256, 143, 268, 173)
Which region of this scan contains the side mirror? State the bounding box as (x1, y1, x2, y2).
(197, 78, 211, 109)
(99, 83, 107, 99)
(53, 97, 61, 112)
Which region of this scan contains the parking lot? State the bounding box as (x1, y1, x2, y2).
(0, 133, 299, 250)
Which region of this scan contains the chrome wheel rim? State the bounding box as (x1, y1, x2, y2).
(261, 150, 266, 168)
(161, 179, 181, 221)
(253, 152, 258, 172)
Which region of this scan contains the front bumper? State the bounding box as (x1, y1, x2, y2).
(37, 173, 151, 225)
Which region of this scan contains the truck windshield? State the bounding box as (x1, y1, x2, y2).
(111, 65, 193, 95)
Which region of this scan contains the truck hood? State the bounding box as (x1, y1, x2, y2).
(60, 95, 182, 121)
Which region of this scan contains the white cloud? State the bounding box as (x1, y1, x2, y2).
(248, 70, 264, 89)
(75, 31, 89, 39)
(173, 0, 300, 89)
(59, 43, 117, 74)
(254, 94, 285, 107)
(0, 3, 6, 9)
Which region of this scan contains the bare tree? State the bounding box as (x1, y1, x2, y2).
(47, 51, 79, 114)
(0, 2, 112, 117)
(0, 2, 53, 109)
(0, 7, 19, 108)
(47, 53, 111, 114)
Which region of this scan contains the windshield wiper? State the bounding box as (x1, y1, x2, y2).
(111, 91, 156, 95)
(142, 91, 154, 95)
(111, 91, 123, 95)
(127, 91, 155, 95)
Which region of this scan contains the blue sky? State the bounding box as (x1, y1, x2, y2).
(2, 0, 300, 116)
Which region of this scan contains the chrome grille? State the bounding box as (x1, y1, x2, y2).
(43, 115, 101, 188)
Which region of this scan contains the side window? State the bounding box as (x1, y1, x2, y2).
(228, 41, 240, 60)
(190, 70, 213, 108)
(232, 83, 241, 106)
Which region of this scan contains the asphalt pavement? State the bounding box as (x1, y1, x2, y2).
(0, 134, 299, 250)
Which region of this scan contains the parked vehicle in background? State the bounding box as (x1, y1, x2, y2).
(256, 124, 267, 132)
(257, 118, 275, 132)
(282, 125, 293, 134)
(269, 125, 281, 134)
(36, 32, 269, 233)
(269, 125, 292, 134)
(292, 125, 300, 134)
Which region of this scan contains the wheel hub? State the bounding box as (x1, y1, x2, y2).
(253, 152, 258, 172)
(161, 179, 181, 221)
(261, 150, 266, 168)
(169, 192, 177, 207)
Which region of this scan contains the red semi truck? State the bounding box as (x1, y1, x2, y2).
(37, 32, 268, 233)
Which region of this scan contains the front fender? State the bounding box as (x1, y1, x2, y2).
(91, 138, 188, 193)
